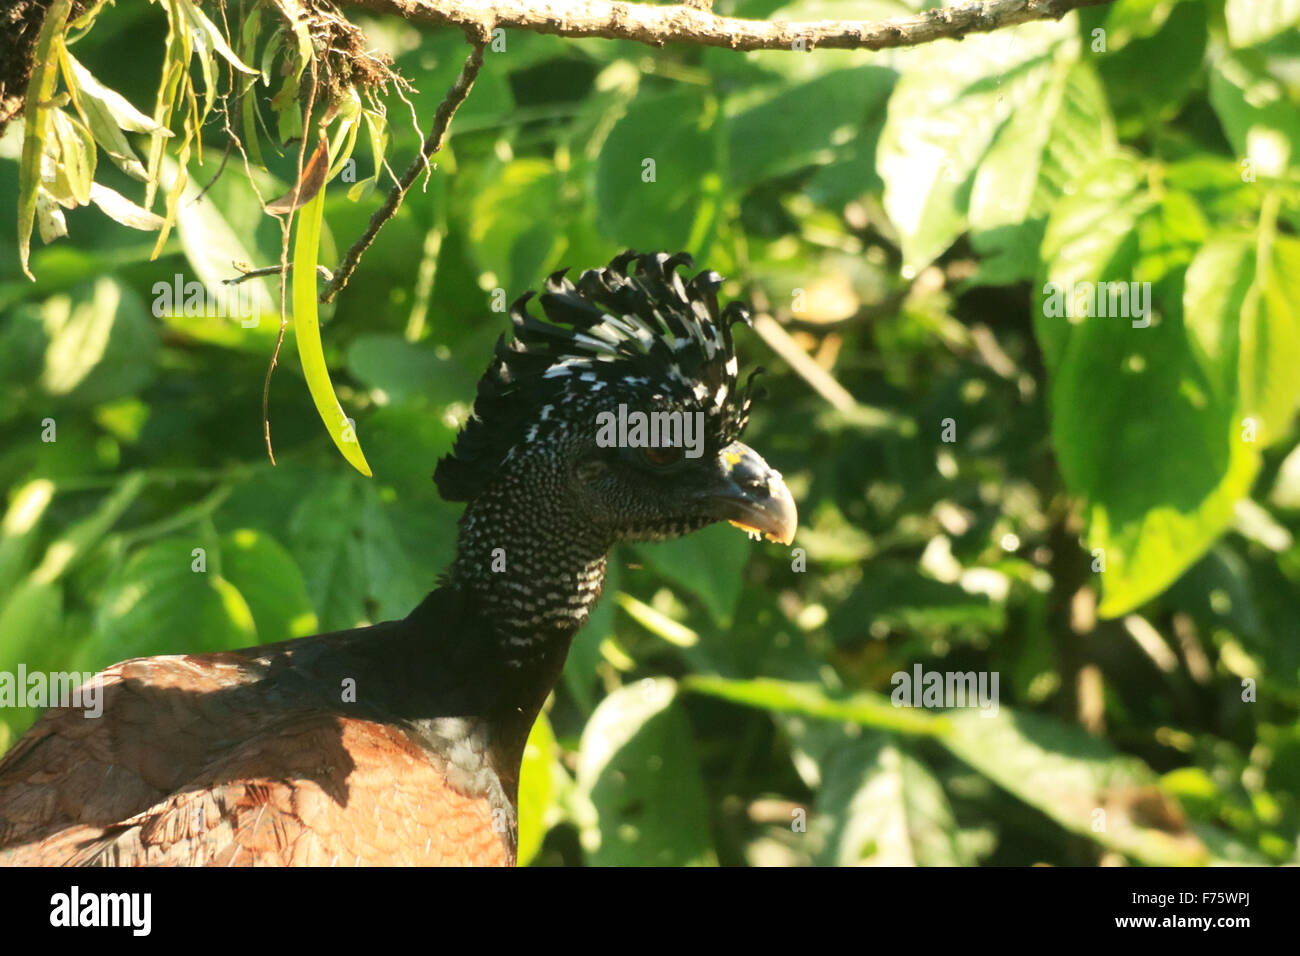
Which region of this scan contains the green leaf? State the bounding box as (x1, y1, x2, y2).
(176, 0, 256, 123)
(829, 564, 1004, 636)
(878, 18, 1075, 273)
(517, 711, 556, 866)
(969, 61, 1116, 283)
(1185, 236, 1300, 449)
(0, 579, 64, 671)
(149, 134, 189, 259)
(971, 59, 1107, 232)
(282, 475, 427, 630)
(681, 675, 949, 736)
(0, 579, 65, 739)
(576, 678, 716, 865)
(345, 334, 475, 406)
(287, 475, 368, 631)
(78, 537, 258, 672)
(87, 182, 164, 231)
(630, 523, 752, 626)
(0, 479, 56, 596)
(595, 89, 720, 252)
(47, 107, 96, 208)
(726, 66, 894, 187)
(177, 0, 258, 75)
(1038, 157, 1258, 616)
(220, 529, 318, 644)
(62, 51, 168, 136)
(1209, 53, 1300, 180)
(144, 1, 189, 211)
(292, 150, 372, 477)
(61, 47, 166, 181)
(324, 89, 362, 184)
(18, 0, 73, 279)
(815, 737, 973, 866)
(34, 187, 68, 243)
(689, 678, 1243, 865)
(1095, 0, 1207, 138)
(347, 108, 389, 202)
(941, 708, 1214, 865)
(1093, 0, 1181, 48)
(357, 486, 426, 622)
(1033, 153, 1154, 370)
(28, 474, 147, 586)
(237, 4, 265, 169)
(38, 277, 158, 405)
(468, 158, 566, 294)
(1225, 0, 1300, 48)
(160, 155, 280, 347)
(1271, 442, 1300, 509)
(614, 591, 698, 647)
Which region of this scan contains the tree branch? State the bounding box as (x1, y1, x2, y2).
(349, 0, 1115, 52)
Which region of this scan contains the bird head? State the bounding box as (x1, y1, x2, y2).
(435, 251, 797, 551)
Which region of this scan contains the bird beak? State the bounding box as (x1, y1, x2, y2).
(699, 441, 798, 546)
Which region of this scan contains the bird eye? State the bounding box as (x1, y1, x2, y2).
(641, 445, 685, 467)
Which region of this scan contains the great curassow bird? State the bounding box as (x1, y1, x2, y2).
(0, 251, 796, 866)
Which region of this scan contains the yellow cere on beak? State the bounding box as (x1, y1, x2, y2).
(711, 441, 798, 546)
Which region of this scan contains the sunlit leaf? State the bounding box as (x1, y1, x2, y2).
(1209, 53, 1300, 181)
(61, 47, 168, 181)
(941, 708, 1222, 865)
(681, 675, 949, 736)
(77, 537, 257, 672)
(1225, 0, 1300, 48)
(1038, 156, 1259, 616)
(88, 182, 164, 231)
(220, 529, 318, 643)
(576, 678, 716, 865)
(35, 188, 68, 243)
(878, 18, 1074, 273)
(291, 149, 372, 477)
(815, 737, 973, 866)
(630, 523, 751, 626)
(517, 712, 557, 866)
(39, 277, 158, 404)
(1185, 234, 1300, 449)
(17, 0, 73, 279)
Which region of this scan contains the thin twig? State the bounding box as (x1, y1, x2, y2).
(224, 261, 334, 285)
(190, 139, 235, 206)
(348, 0, 1116, 52)
(320, 40, 487, 304)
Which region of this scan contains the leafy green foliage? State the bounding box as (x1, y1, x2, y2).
(815, 737, 973, 866)
(576, 679, 716, 866)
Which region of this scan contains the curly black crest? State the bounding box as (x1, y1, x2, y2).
(434, 250, 760, 502)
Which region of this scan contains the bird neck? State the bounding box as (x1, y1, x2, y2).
(396, 484, 609, 807)
(445, 485, 613, 650)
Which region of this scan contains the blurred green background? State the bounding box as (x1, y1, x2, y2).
(1, 0, 1299, 865)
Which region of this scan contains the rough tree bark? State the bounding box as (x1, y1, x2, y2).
(0, 0, 1116, 137)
